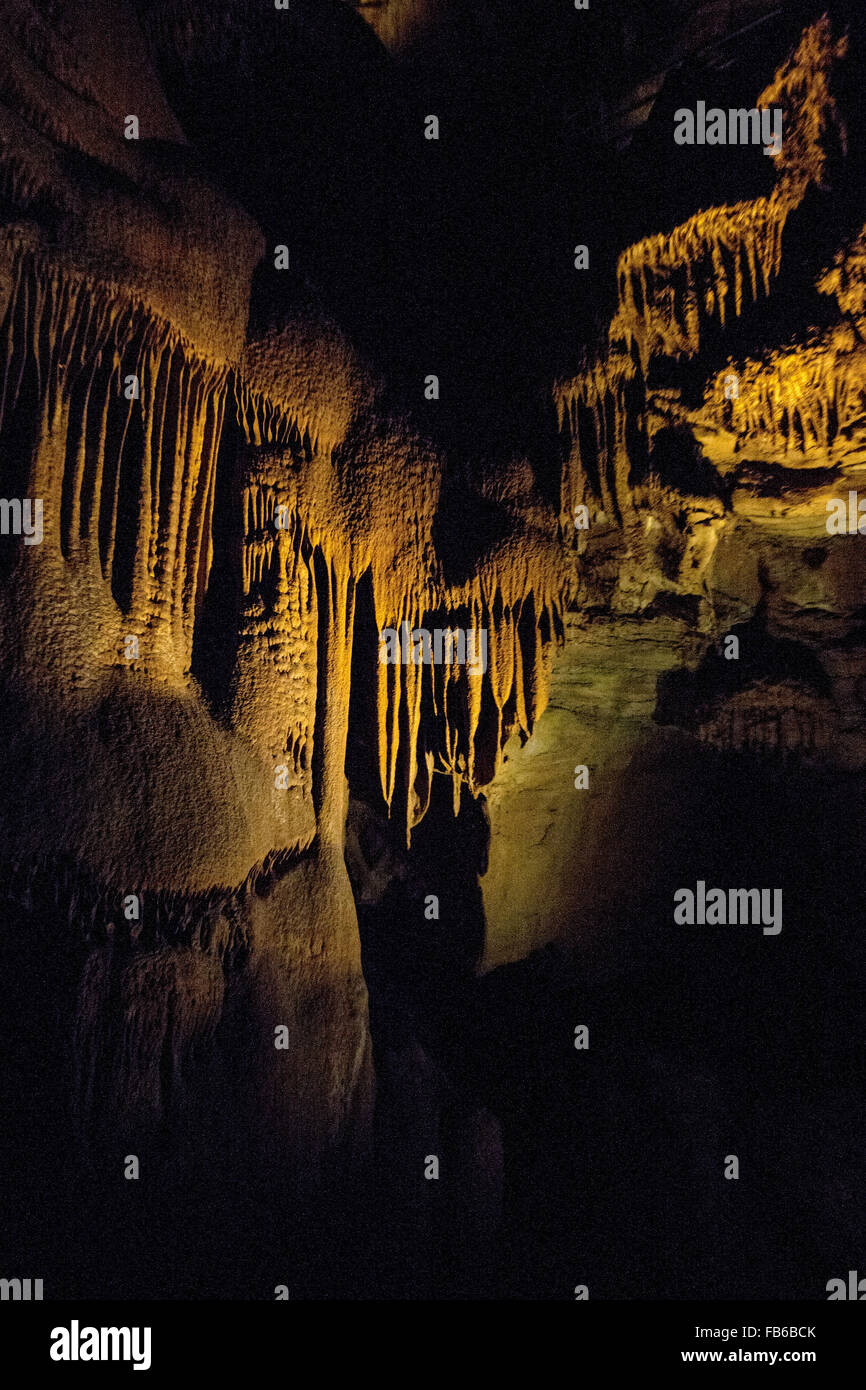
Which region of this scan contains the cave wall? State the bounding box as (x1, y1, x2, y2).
(0, 0, 864, 1299)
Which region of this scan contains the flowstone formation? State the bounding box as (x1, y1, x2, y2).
(481, 13, 866, 966)
(1, 0, 864, 1300)
(554, 15, 866, 708)
(0, 0, 568, 1275)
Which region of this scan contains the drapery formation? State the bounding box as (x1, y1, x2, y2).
(234, 393, 566, 842)
(0, 237, 228, 673)
(555, 18, 850, 538)
(704, 326, 866, 465)
(0, 10, 857, 866)
(555, 351, 641, 527)
(609, 16, 847, 371)
(612, 194, 790, 370)
(0, 242, 567, 858)
(369, 575, 564, 830)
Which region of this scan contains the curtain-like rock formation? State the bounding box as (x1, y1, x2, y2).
(1, 0, 865, 1302)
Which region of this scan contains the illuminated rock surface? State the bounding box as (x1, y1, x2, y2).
(0, 0, 864, 1299)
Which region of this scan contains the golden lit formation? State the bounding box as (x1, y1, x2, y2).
(0, 1, 864, 1313)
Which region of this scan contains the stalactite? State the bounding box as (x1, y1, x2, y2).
(0, 238, 231, 675)
(239, 316, 378, 463)
(610, 192, 792, 370)
(696, 684, 834, 757)
(233, 466, 318, 802)
(311, 549, 356, 840)
(234, 392, 564, 843)
(704, 328, 866, 462)
(606, 18, 848, 373)
(555, 352, 637, 525)
(369, 568, 564, 843)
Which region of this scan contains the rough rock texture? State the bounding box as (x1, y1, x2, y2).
(484, 12, 866, 970)
(0, 0, 567, 1253)
(0, 0, 374, 1210)
(1, 0, 865, 1299)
